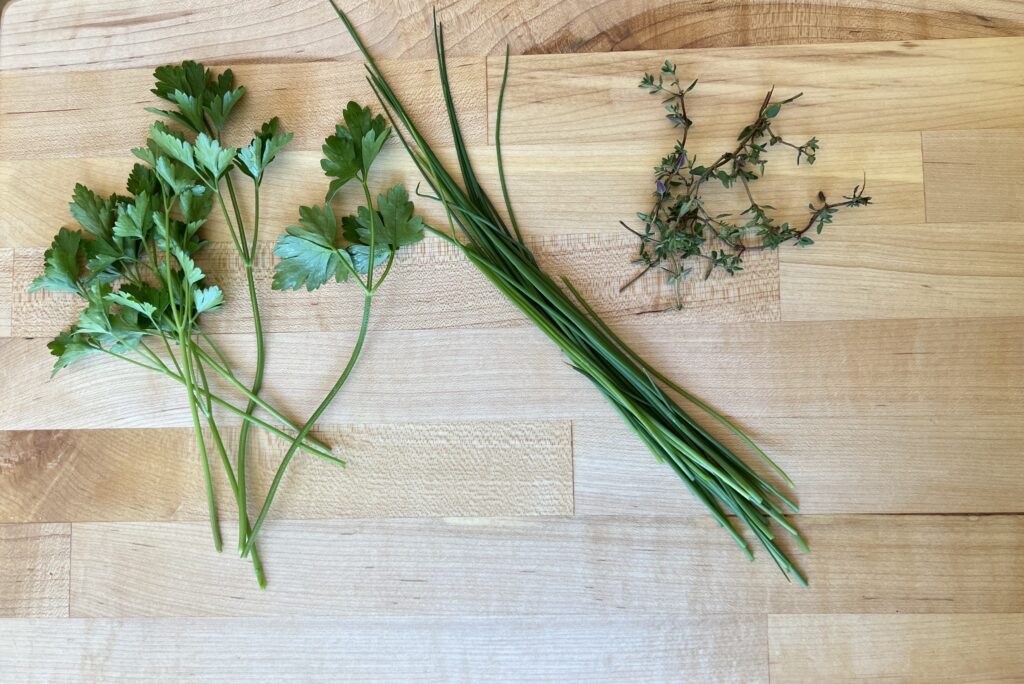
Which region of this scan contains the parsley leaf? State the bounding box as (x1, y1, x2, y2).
(348, 244, 390, 274)
(81, 238, 122, 285)
(342, 100, 389, 169)
(321, 101, 391, 200)
(150, 61, 246, 134)
(152, 60, 208, 103)
(194, 133, 237, 180)
(47, 330, 97, 377)
(272, 204, 353, 291)
(154, 156, 198, 196)
(321, 130, 359, 200)
(373, 183, 427, 248)
(343, 186, 427, 249)
(205, 70, 246, 131)
(69, 184, 118, 243)
(29, 227, 83, 293)
(112, 191, 154, 240)
(236, 117, 293, 183)
(149, 123, 196, 171)
(193, 285, 224, 315)
(179, 186, 214, 224)
(126, 164, 160, 196)
(106, 290, 157, 319)
(173, 246, 205, 285)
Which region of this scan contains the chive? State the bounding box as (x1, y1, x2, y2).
(328, 0, 808, 583)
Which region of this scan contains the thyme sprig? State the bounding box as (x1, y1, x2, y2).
(626, 61, 871, 308)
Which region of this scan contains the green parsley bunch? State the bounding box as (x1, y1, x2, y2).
(147, 61, 295, 562)
(31, 62, 332, 586)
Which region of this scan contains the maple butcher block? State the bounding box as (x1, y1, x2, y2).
(0, 1, 1022, 681)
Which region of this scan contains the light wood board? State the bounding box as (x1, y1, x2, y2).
(1, 1, 1022, 681)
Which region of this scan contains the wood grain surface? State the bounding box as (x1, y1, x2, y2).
(1, 1, 1023, 681)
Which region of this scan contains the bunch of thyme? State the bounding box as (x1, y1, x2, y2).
(624, 61, 871, 308)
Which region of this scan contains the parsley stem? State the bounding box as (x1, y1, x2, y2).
(215, 192, 245, 263)
(360, 176, 378, 290)
(243, 291, 372, 556)
(195, 352, 267, 587)
(162, 193, 183, 332)
(156, 328, 185, 379)
(224, 174, 251, 262)
(369, 249, 396, 293)
(92, 346, 334, 461)
(234, 183, 264, 554)
(189, 346, 342, 465)
(179, 329, 222, 552)
(178, 265, 224, 552)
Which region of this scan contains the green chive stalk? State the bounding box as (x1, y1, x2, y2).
(329, 1, 809, 584)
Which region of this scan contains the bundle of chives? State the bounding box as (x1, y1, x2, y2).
(328, 1, 809, 584)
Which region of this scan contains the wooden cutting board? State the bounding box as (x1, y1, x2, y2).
(1, 1, 1023, 680)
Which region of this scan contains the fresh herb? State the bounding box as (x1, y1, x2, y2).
(626, 61, 871, 308)
(330, 1, 809, 583)
(31, 62, 321, 587)
(147, 61, 295, 559)
(241, 101, 426, 554)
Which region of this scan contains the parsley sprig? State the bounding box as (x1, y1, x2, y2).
(241, 101, 427, 554)
(146, 61, 294, 558)
(625, 61, 871, 308)
(31, 62, 317, 587)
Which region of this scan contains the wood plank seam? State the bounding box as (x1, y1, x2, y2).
(67, 521, 72, 617)
(920, 130, 932, 224)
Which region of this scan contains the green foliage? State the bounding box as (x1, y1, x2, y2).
(321, 101, 391, 201)
(236, 118, 293, 183)
(365, 184, 426, 249)
(47, 330, 97, 377)
(272, 204, 351, 291)
(69, 184, 119, 242)
(275, 104, 424, 292)
(329, 0, 820, 583)
(112, 192, 154, 240)
(623, 74, 871, 308)
(192, 285, 224, 315)
(30, 227, 84, 294)
(149, 60, 246, 134)
(30, 159, 219, 375)
(32, 58, 324, 589)
(194, 133, 237, 180)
